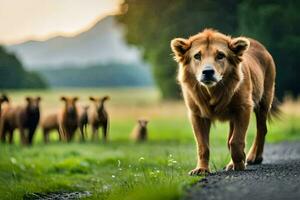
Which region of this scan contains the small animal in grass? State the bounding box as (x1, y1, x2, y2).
(78, 105, 89, 141)
(58, 96, 79, 142)
(41, 112, 60, 143)
(0, 96, 41, 145)
(131, 119, 149, 142)
(89, 96, 110, 142)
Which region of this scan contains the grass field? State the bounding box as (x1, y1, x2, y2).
(0, 88, 300, 200)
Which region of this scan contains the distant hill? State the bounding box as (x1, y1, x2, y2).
(6, 16, 143, 69)
(37, 63, 154, 88)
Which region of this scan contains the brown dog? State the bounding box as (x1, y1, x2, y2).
(0, 96, 41, 145)
(89, 96, 110, 142)
(41, 112, 60, 143)
(58, 96, 79, 142)
(171, 29, 278, 175)
(130, 119, 148, 142)
(78, 105, 89, 141)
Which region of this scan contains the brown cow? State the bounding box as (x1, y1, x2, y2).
(41, 112, 60, 143)
(130, 119, 148, 142)
(58, 96, 79, 142)
(0, 96, 41, 145)
(171, 29, 279, 175)
(89, 96, 110, 142)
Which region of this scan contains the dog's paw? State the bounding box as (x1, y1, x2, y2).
(246, 155, 263, 165)
(225, 161, 234, 171)
(233, 161, 246, 171)
(226, 161, 246, 171)
(189, 167, 210, 176)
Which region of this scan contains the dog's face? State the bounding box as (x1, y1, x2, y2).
(171, 29, 249, 87)
(61, 96, 78, 116)
(26, 96, 41, 113)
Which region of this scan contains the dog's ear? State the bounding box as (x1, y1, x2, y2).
(171, 38, 191, 62)
(229, 37, 250, 56)
(36, 96, 41, 102)
(73, 97, 79, 102)
(60, 96, 67, 101)
(25, 96, 31, 102)
(89, 97, 96, 102)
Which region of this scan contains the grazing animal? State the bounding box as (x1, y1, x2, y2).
(89, 96, 110, 142)
(78, 105, 89, 141)
(58, 96, 79, 142)
(171, 29, 278, 175)
(0, 97, 41, 145)
(130, 119, 148, 142)
(41, 112, 60, 143)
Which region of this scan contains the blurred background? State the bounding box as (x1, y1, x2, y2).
(1, 1, 300, 199)
(0, 0, 299, 100)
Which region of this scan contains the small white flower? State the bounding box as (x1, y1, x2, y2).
(10, 157, 17, 164)
(111, 175, 115, 178)
(139, 157, 145, 162)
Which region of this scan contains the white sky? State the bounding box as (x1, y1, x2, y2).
(0, 0, 122, 45)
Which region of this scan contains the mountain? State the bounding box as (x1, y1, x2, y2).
(6, 16, 143, 69)
(37, 63, 153, 88)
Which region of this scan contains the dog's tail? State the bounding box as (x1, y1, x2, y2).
(268, 96, 282, 122)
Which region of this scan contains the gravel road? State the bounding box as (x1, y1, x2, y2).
(185, 142, 300, 200)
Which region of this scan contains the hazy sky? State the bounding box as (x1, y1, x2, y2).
(0, 0, 122, 45)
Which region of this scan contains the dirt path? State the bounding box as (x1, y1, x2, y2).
(185, 142, 300, 200)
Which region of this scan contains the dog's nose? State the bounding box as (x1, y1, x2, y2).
(202, 69, 215, 77)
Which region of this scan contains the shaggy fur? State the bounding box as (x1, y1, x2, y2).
(171, 29, 278, 175)
(58, 96, 79, 142)
(130, 119, 148, 142)
(89, 96, 110, 142)
(0, 97, 41, 145)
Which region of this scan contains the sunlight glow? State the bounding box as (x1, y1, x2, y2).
(0, 0, 122, 45)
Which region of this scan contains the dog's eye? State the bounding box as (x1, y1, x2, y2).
(194, 53, 201, 60)
(216, 52, 226, 60)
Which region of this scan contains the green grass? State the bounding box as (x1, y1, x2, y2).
(0, 88, 300, 199)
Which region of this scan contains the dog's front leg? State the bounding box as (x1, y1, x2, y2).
(189, 113, 211, 175)
(226, 107, 251, 171)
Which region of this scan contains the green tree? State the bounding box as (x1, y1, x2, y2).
(238, 0, 300, 99)
(0, 46, 47, 89)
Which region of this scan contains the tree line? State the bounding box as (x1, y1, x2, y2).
(117, 0, 300, 99)
(0, 46, 47, 89)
